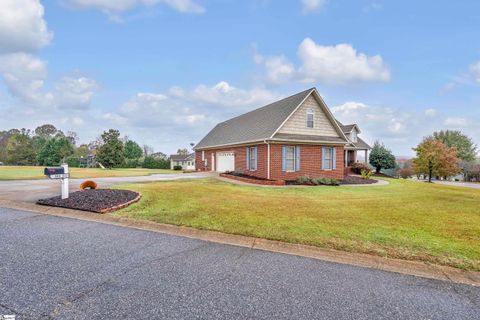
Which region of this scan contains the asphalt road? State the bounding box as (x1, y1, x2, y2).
(1, 207, 478, 320)
(0, 172, 213, 203)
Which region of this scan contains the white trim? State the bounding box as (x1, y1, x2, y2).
(267, 142, 271, 180)
(211, 153, 215, 171)
(270, 139, 348, 145)
(269, 88, 315, 138)
(195, 139, 265, 151)
(306, 107, 314, 128)
(310, 88, 350, 142)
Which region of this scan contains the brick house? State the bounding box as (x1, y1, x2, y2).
(194, 87, 371, 181)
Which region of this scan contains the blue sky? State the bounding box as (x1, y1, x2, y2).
(0, 0, 479, 156)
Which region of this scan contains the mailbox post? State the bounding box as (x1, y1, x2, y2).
(61, 163, 69, 199)
(44, 164, 70, 199)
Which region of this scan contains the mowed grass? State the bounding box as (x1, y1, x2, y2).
(0, 166, 175, 180)
(114, 178, 480, 271)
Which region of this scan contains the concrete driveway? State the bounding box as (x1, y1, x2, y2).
(0, 172, 214, 203)
(432, 180, 480, 189)
(1, 207, 478, 320)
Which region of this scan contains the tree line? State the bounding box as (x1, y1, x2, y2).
(367, 130, 478, 182)
(0, 125, 170, 169)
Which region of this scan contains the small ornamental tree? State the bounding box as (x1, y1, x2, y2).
(96, 129, 125, 168)
(412, 138, 459, 182)
(369, 141, 396, 174)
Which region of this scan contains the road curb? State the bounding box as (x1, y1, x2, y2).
(1, 199, 479, 287)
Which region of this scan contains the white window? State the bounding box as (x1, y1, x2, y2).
(306, 108, 314, 128)
(249, 146, 257, 171)
(285, 146, 295, 171)
(324, 147, 333, 170)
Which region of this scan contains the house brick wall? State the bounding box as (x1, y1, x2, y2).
(269, 144, 344, 180)
(196, 143, 345, 181)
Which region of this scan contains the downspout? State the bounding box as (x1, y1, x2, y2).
(264, 139, 271, 180)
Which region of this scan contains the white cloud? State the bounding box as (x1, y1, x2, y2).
(163, 0, 205, 13)
(0, 0, 52, 53)
(444, 117, 467, 127)
(443, 60, 480, 91)
(254, 38, 390, 85)
(301, 0, 327, 13)
(61, 0, 204, 20)
(331, 101, 367, 114)
(424, 108, 437, 117)
(54, 77, 99, 109)
(297, 38, 390, 84)
(0, 53, 52, 106)
(168, 81, 280, 109)
(469, 61, 480, 84)
(0, 53, 98, 112)
(363, 2, 382, 13)
(253, 53, 295, 84)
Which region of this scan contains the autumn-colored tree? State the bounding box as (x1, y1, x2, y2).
(412, 138, 459, 182)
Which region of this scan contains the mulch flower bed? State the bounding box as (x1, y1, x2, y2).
(340, 176, 377, 185)
(220, 172, 285, 186)
(37, 189, 141, 213)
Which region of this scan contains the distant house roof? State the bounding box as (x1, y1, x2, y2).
(170, 153, 194, 161)
(151, 152, 167, 159)
(195, 88, 349, 149)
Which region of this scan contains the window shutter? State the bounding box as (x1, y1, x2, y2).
(321, 147, 325, 170)
(246, 147, 250, 170)
(333, 147, 337, 170)
(295, 146, 300, 172)
(282, 146, 286, 171)
(254, 146, 258, 171)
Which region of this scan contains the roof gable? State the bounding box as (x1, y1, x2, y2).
(276, 94, 340, 138)
(194, 88, 313, 149)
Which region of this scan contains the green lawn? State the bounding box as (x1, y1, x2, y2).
(113, 178, 480, 271)
(0, 166, 175, 180)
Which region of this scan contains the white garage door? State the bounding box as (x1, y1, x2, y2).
(216, 151, 235, 172)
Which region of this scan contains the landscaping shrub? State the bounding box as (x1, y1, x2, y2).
(361, 169, 373, 179)
(173, 165, 183, 170)
(143, 156, 170, 169)
(351, 162, 371, 174)
(296, 176, 311, 185)
(398, 168, 413, 179)
(312, 177, 340, 186)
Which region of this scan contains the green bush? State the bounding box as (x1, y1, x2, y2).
(296, 176, 311, 185)
(296, 176, 339, 186)
(351, 162, 371, 174)
(361, 169, 373, 179)
(311, 177, 339, 186)
(65, 156, 80, 167)
(143, 156, 170, 169)
(173, 165, 183, 170)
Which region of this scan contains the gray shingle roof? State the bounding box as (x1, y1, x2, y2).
(195, 88, 314, 149)
(352, 137, 371, 149)
(170, 153, 194, 161)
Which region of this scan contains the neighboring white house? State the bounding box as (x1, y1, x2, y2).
(170, 153, 195, 170)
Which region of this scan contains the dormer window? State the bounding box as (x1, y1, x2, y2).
(306, 108, 314, 128)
